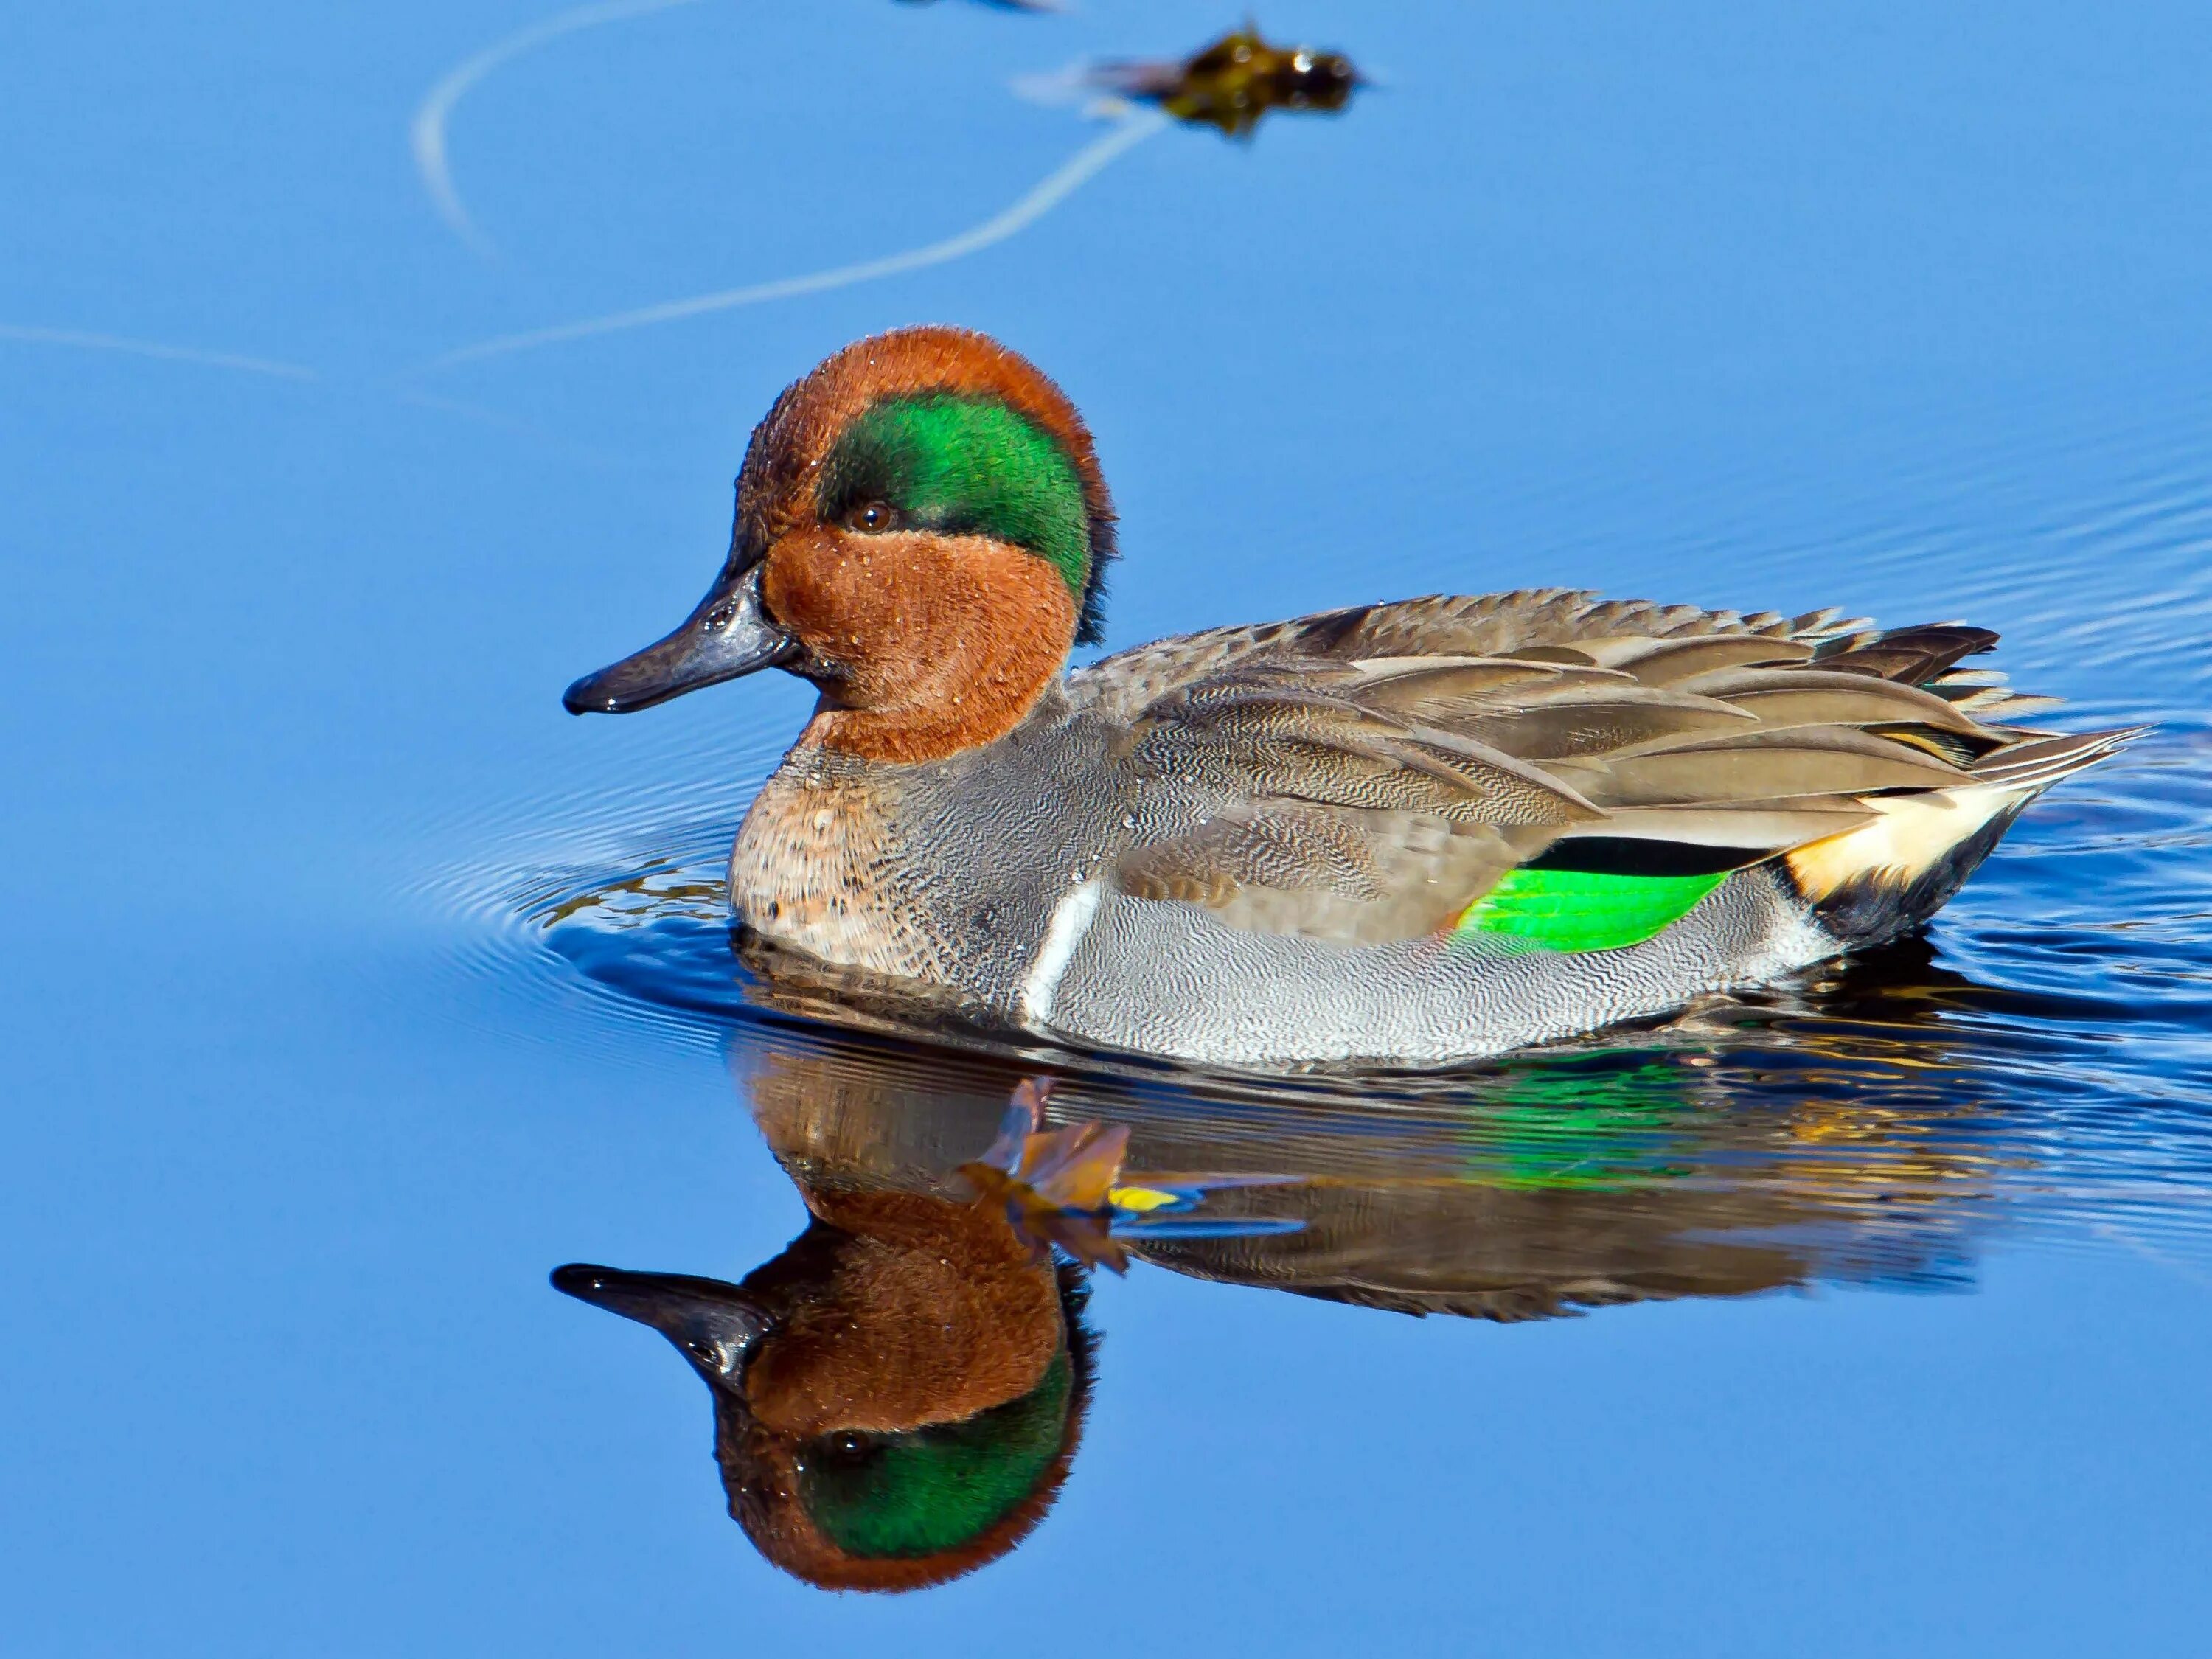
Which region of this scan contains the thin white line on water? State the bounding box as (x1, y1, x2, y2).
(2091, 1221, 2212, 1293)
(0, 324, 318, 381)
(410, 0, 708, 260)
(417, 108, 1169, 371)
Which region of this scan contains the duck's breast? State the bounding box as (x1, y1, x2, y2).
(728, 712, 1138, 1007)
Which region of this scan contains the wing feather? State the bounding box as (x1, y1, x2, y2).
(1074, 589, 2074, 945)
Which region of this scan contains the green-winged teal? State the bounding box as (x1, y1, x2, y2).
(564, 326, 2135, 1067)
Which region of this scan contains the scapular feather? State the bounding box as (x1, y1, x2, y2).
(1064, 588, 2118, 953)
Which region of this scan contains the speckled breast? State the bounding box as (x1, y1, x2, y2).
(726, 698, 1133, 1012)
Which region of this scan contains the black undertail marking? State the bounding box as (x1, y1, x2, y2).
(1787, 801, 2029, 950)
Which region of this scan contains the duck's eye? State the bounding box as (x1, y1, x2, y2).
(813, 1430, 875, 1467)
(841, 501, 899, 533)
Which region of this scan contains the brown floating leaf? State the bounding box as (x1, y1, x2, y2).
(1091, 24, 1363, 137)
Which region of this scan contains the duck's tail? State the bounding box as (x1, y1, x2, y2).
(1782, 724, 2146, 947)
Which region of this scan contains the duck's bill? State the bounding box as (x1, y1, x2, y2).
(562, 564, 801, 714)
(551, 1263, 776, 1382)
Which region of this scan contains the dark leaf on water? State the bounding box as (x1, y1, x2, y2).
(1091, 23, 1364, 137)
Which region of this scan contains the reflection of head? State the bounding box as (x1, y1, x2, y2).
(720, 1257, 1093, 1590)
(555, 1187, 1094, 1592)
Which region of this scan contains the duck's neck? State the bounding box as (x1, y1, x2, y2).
(799, 669, 1062, 765)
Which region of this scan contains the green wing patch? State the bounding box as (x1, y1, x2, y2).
(1456, 867, 1728, 951)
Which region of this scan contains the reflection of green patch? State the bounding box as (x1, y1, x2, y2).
(1474, 1107, 1695, 1191)
(799, 1353, 1071, 1559)
(1455, 1059, 1700, 1192)
(1458, 868, 1727, 951)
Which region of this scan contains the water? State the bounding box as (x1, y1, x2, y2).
(5, 2, 2210, 1652)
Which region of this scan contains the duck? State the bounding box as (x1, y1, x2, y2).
(563, 325, 2136, 1068)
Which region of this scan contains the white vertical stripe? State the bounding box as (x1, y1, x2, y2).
(1020, 880, 1105, 1026)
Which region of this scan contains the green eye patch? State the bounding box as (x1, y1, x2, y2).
(796, 1352, 1072, 1560)
(818, 394, 1095, 618)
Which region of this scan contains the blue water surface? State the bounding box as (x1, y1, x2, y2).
(4, 2, 2210, 1654)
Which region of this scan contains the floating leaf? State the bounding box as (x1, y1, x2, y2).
(1091, 24, 1363, 138)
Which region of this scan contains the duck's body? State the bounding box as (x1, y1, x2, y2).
(728, 592, 2117, 1066)
(568, 327, 2132, 1069)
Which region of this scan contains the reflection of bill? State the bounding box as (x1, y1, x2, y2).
(552, 1018, 2014, 1590)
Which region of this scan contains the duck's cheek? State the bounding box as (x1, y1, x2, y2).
(760, 528, 868, 658)
(762, 531, 987, 698)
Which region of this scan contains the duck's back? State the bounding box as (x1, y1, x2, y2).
(734, 588, 2132, 1068)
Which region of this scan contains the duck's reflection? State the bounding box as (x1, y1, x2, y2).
(556, 953, 2020, 1590)
(556, 1169, 1092, 1591)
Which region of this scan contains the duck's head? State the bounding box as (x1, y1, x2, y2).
(563, 326, 1115, 763)
(552, 1186, 1094, 1592)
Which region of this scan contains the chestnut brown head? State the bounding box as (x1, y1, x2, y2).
(564, 327, 1116, 763)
